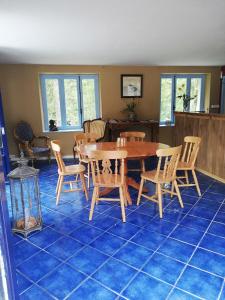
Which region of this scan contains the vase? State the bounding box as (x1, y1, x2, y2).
(183, 102, 189, 112)
(128, 112, 136, 121)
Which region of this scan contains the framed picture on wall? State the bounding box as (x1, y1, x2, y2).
(121, 74, 143, 98)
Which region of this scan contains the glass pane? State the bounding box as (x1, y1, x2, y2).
(160, 78, 173, 123)
(82, 79, 97, 121)
(45, 79, 61, 127)
(175, 78, 187, 112)
(64, 79, 80, 127)
(190, 78, 202, 112)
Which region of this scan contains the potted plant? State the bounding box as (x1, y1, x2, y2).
(121, 99, 138, 120)
(177, 84, 197, 112)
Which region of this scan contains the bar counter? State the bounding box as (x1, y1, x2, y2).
(174, 112, 225, 182)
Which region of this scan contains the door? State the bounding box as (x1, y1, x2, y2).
(221, 76, 225, 113)
(0, 90, 10, 179)
(0, 154, 19, 300)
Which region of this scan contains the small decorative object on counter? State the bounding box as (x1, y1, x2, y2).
(8, 152, 42, 237)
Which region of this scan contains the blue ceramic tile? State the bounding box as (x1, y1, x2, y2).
(170, 225, 203, 245)
(208, 222, 225, 238)
(92, 257, 137, 293)
(202, 191, 225, 202)
(166, 201, 192, 214)
(143, 253, 185, 285)
(72, 208, 100, 223)
(168, 288, 200, 299)
(17, 251, 61, 282)
(182, 189, 201, 197)
(102, 205, 130, 220)
(42, 209, 65, 226)
(90, 232, 126, 255)
(219, 204, 225, 213)
(188, 206, 216, 220)
(158, 238, 195, 263)
(45, 236, 84, 260)
(16, 272, 32, 294)
(190, 248, 225, 277)
(200, 233, 225, 255)
(181, 194, 199, 205)
(219, 284, 225, 300)
(90, 214, 118, 231)
(108, 221, 140, 240)
(180, 215, 210, 231)
(214, 212, 225, 224)
(208, 182, 225, 195)
(38, 263, 85, 299)
(20, 284, 54, 300)
(145, 219, 177, 236)
(12, 233, 22, 244)
(159, 210, 185, 224)
(14, 240, 40, 266)
(177, 266, 223, 300)
(122, 272, 171, 300)
(28, 227, 62, 248)
(70, 224, 103, 244)
(126, 211, 151, 227)
(131, 229, 166, 251)
(114, 241, 153, 269)
(67, 246, 108, 275)
(135, 202, 158, 217)
(91, 203, 113, 214)
(67, 278, 117, 300)
(194, 199, 221, 210)
(55, 202, 84, 216)
(50, 216, 83, 234)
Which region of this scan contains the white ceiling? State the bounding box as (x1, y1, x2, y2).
(0, 0, 225, 65)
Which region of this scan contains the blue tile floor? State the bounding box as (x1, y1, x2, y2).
(6, 160, 225, 300)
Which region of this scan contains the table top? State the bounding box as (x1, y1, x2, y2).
(80, 141, 169, 159)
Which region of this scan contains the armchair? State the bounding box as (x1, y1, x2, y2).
(14, 121, 51, 165)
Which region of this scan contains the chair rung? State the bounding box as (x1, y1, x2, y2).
(96, 197, 120, 202)
(63, 188, 82, 193)
(63, 180, 80, 185)
(141, 193, 158, 203)
(128, 168, 141, 171)
(161, 188, 177, 196)
(178, 183, 196, 187)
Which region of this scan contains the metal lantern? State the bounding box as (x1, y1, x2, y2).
(8, 154, 42, 237)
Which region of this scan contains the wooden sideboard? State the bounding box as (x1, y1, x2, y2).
(107, 120, 159, 142)
(174, 112, 225, 182)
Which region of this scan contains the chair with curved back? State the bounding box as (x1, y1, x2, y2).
(89, 149, 128, 222)
(137, 145, 183, 218)
(14, 120, 51, 166)
(175, 136, 202, 196)
(83, 118, 107, 141)
(74, 132, 98, 188)
(51, 140, 88, 205)
(120, 131, 146, 172)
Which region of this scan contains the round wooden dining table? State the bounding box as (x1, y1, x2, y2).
(80, 141, 169, 205)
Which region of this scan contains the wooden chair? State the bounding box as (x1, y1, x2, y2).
(14, 121, 51, 166)
(51, 140, 88, 205)
(175, 136, 202, 196)
(74, 133, 98, 188)
(137, 145, 183, 218)
(120, 131, 146, 172)
(83, 118, 107, 141)
(89, 149, 128, 222)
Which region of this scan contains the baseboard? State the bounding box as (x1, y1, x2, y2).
(196, 167, 225, 184)
(9, 155, 74, 161)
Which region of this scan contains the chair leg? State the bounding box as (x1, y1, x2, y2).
(137, 177, 144, 206)
(56, 175, 63, 205)
(80, 173, 88, 201)
(119, 187, 126, 222)
(174, 180, 184, 208)
(87, 162, 90, 189)
(122, 185, 128, 207)
(192, 169, 201, 196)
(171, 182, 174, 198)
(141, 159, 145, 172)
(157, 183, 163, 218)
(89, 187, 97, 220)
(56, 176, 60, 193)
(185, 170, 189, 184)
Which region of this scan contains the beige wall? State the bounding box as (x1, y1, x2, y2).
(0, 64, 221, 156)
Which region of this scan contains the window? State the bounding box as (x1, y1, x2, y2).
(160, 74, 205, 125)
(40, 74, 100, 131)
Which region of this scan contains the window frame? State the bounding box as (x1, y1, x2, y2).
(160, 74, 206, 126)
(40, 74, 100, 132)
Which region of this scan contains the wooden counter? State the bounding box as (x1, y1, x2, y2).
(174, 112, 225, 182)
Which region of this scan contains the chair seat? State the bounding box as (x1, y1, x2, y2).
(177, 161, 192, 170)
(80, 157, 90, 164)
(141, 170, 174, 184)
(32, 147, 50, 153)
(59, 164, 86, 175)
(94, 174, 123, 187)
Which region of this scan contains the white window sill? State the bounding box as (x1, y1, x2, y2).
(159, 123, 175, 127)
(43, 129, 83, 133)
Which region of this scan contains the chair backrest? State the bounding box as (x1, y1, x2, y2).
(89, 150, 127, 186)
(74, 133, 98, 160)
(120, 131, 145, 142)
(155, 145, 182, 182)
(83, 119, 106, 141)
(14, 121, 34, 142)
(181, 136, 201, 167)
(51, 140, 65, 172)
